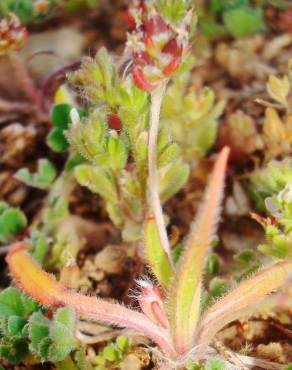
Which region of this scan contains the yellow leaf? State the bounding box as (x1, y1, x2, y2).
(263, 107, 286, 156)
(267, 75, 290, 107)
(54, 84, 75, 105)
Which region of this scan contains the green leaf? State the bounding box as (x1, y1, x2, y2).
(65, 153, 85, 172)
(102, 345, 119, 362)
(48, 128, 69, 152)
(7, 316, 27, 338)
(107, 132, 128, 171)
(29, 311, 50, 345)
(159, 160, 190, 202)
(0, 288, 24, 318)
(75, 164, 117, 203)
(209, 278, 228, 298)
(144, 216, 173, 289)
(51, 104, 73, 129)
(200, 20, 226, 38)
(49, 308, 78, 362)
(157, 0, 192, 23)
(211, 0, 248, 12)
(0, 202, 9, 214)
(116, 335, 129, 353)
(223, 6, 265, 38)
(0, 206, 27, 243)
(30, 235, 49, 265)
(232, 249, 261, 281)
(20, 293, 39, 317)
(0, 339, 28, 364)
(66, 111, 108, 165)
(15, 159, 57, 190)
(205, 253, 220, 277)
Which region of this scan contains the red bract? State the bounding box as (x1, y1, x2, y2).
(145, 15, 168, 37)
(162, 39, 183, 58)
(163, 58, 180, 77)
(134, 51, 153, 66)
(133, 66, 157, 92)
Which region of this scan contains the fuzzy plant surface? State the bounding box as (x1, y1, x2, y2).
(7, 147, 292, 369)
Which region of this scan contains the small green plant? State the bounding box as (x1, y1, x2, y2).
(0, 287, 80, 366)
(94, 335, 130, 369)
(257, 60, 292, 160)
(161, 57, 225, 160)
(66, 30, 192, 241)
(0, 202, 27, 244)
(250, 158, 292, 259)
(199, 0, 266, 38)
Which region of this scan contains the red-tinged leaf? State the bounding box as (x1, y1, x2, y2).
(168, 147, 230, 355)
(6, 242, 176, 359)
(196, 260, 292, 357)
(133, 66, 157, 92)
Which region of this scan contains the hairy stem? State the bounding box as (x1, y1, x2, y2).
(7, 242, 176, 359)
(148, 82, 173, 268)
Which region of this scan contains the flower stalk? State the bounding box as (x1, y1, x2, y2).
(148, 81, 174, 267)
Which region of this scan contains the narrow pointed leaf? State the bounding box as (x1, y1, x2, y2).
(196, 260, 292, 353)
(168, 147, 230, 354)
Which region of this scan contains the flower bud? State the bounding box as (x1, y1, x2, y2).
(127, 0, 193, 91)
(0, 15, 27, 56)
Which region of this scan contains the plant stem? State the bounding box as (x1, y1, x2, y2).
(148, 82, 174, 268)
(9, 52, 44, 115)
